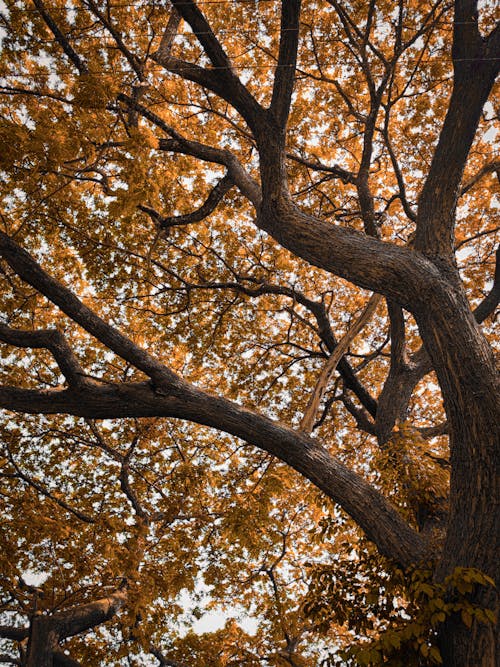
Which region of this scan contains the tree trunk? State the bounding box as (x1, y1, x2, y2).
(26, 617, 59, 667)
(414, 275, 499, 666)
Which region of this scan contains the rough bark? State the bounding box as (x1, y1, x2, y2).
(413, 281, 499, 666)
(23, 590, 127, 667)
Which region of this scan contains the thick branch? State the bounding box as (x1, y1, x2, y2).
(256, 202, 440, 308)
(415, 0, 500, 259)
(0, 627, 29, 641)
(375, 302, 419, 444)
(158, 0, 263, 128)
(270, 0, 301, 130)
(55, 588, 127, 639)
(0, 233, 180, 390)
(155, 6, 182, 61)
(0, 380, 429, 568)
(24, 589, 127, 667)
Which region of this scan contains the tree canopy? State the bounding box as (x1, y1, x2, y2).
(0, 0, 498, 665)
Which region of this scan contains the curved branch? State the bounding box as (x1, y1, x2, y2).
(139, 174, 233, 230)
(157, 136, 261, 207)
(0, 627, 29, 641)
(0, 324, 86, 386)
(461, 161, 500, 195)
(168, 275, 377, 416)
(159, 0, 263, 128)
(0, 379, 429, 568)
(0, 232, 180, 390)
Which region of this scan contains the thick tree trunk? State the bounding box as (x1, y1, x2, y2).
(26, 617, 59, 667)
(414, 276, 499, 666)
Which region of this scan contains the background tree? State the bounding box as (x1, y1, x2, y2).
(0, 0, 498, 665)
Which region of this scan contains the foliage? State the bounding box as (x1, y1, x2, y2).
(306, 553, 497, 666)
(0, 0, 498, 664)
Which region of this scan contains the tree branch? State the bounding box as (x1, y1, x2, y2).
(0, 232, 180, 390)
(157, 0, 263, 128)
(472, 243, 500, 323)
(0, 379, 429, 567)
(300, 293, 381, 434)
(0, 324, 86, 387)
(270, 0, 301, 131)
(415, 0, 500, 259)
(32, 0, 88, 74)
(139, 174, 234, 230)
(0, 627, 29, 641)
(461, 161, 500, 195)
(55, 588, 127, 639)
(5, 446, 95, 524)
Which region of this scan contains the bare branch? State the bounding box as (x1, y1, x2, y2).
(155, 6, 182, 62)
(0, 627, 29, 641)
(157, 137, 261, 207)
(0, 379, 429, 567)
(156, 0, 263, 128)
(0, 232, 180, 390)
(461, 161, 500, 195)
(415, 0, 500, 259)
(286, 152, 357, 185)
(84, 0, 144, 80)
(150, 647, 191, 667)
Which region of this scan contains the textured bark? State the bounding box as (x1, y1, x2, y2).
(26, 617, 59, 667)
(23, 590, 127, 667)
(413, 281, 499, 666)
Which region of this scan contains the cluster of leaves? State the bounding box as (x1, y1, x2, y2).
(306, 555, 496, 667)
(374, 423, 449, 527)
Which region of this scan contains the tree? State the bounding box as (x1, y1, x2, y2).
(0, 0, 498, 664)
